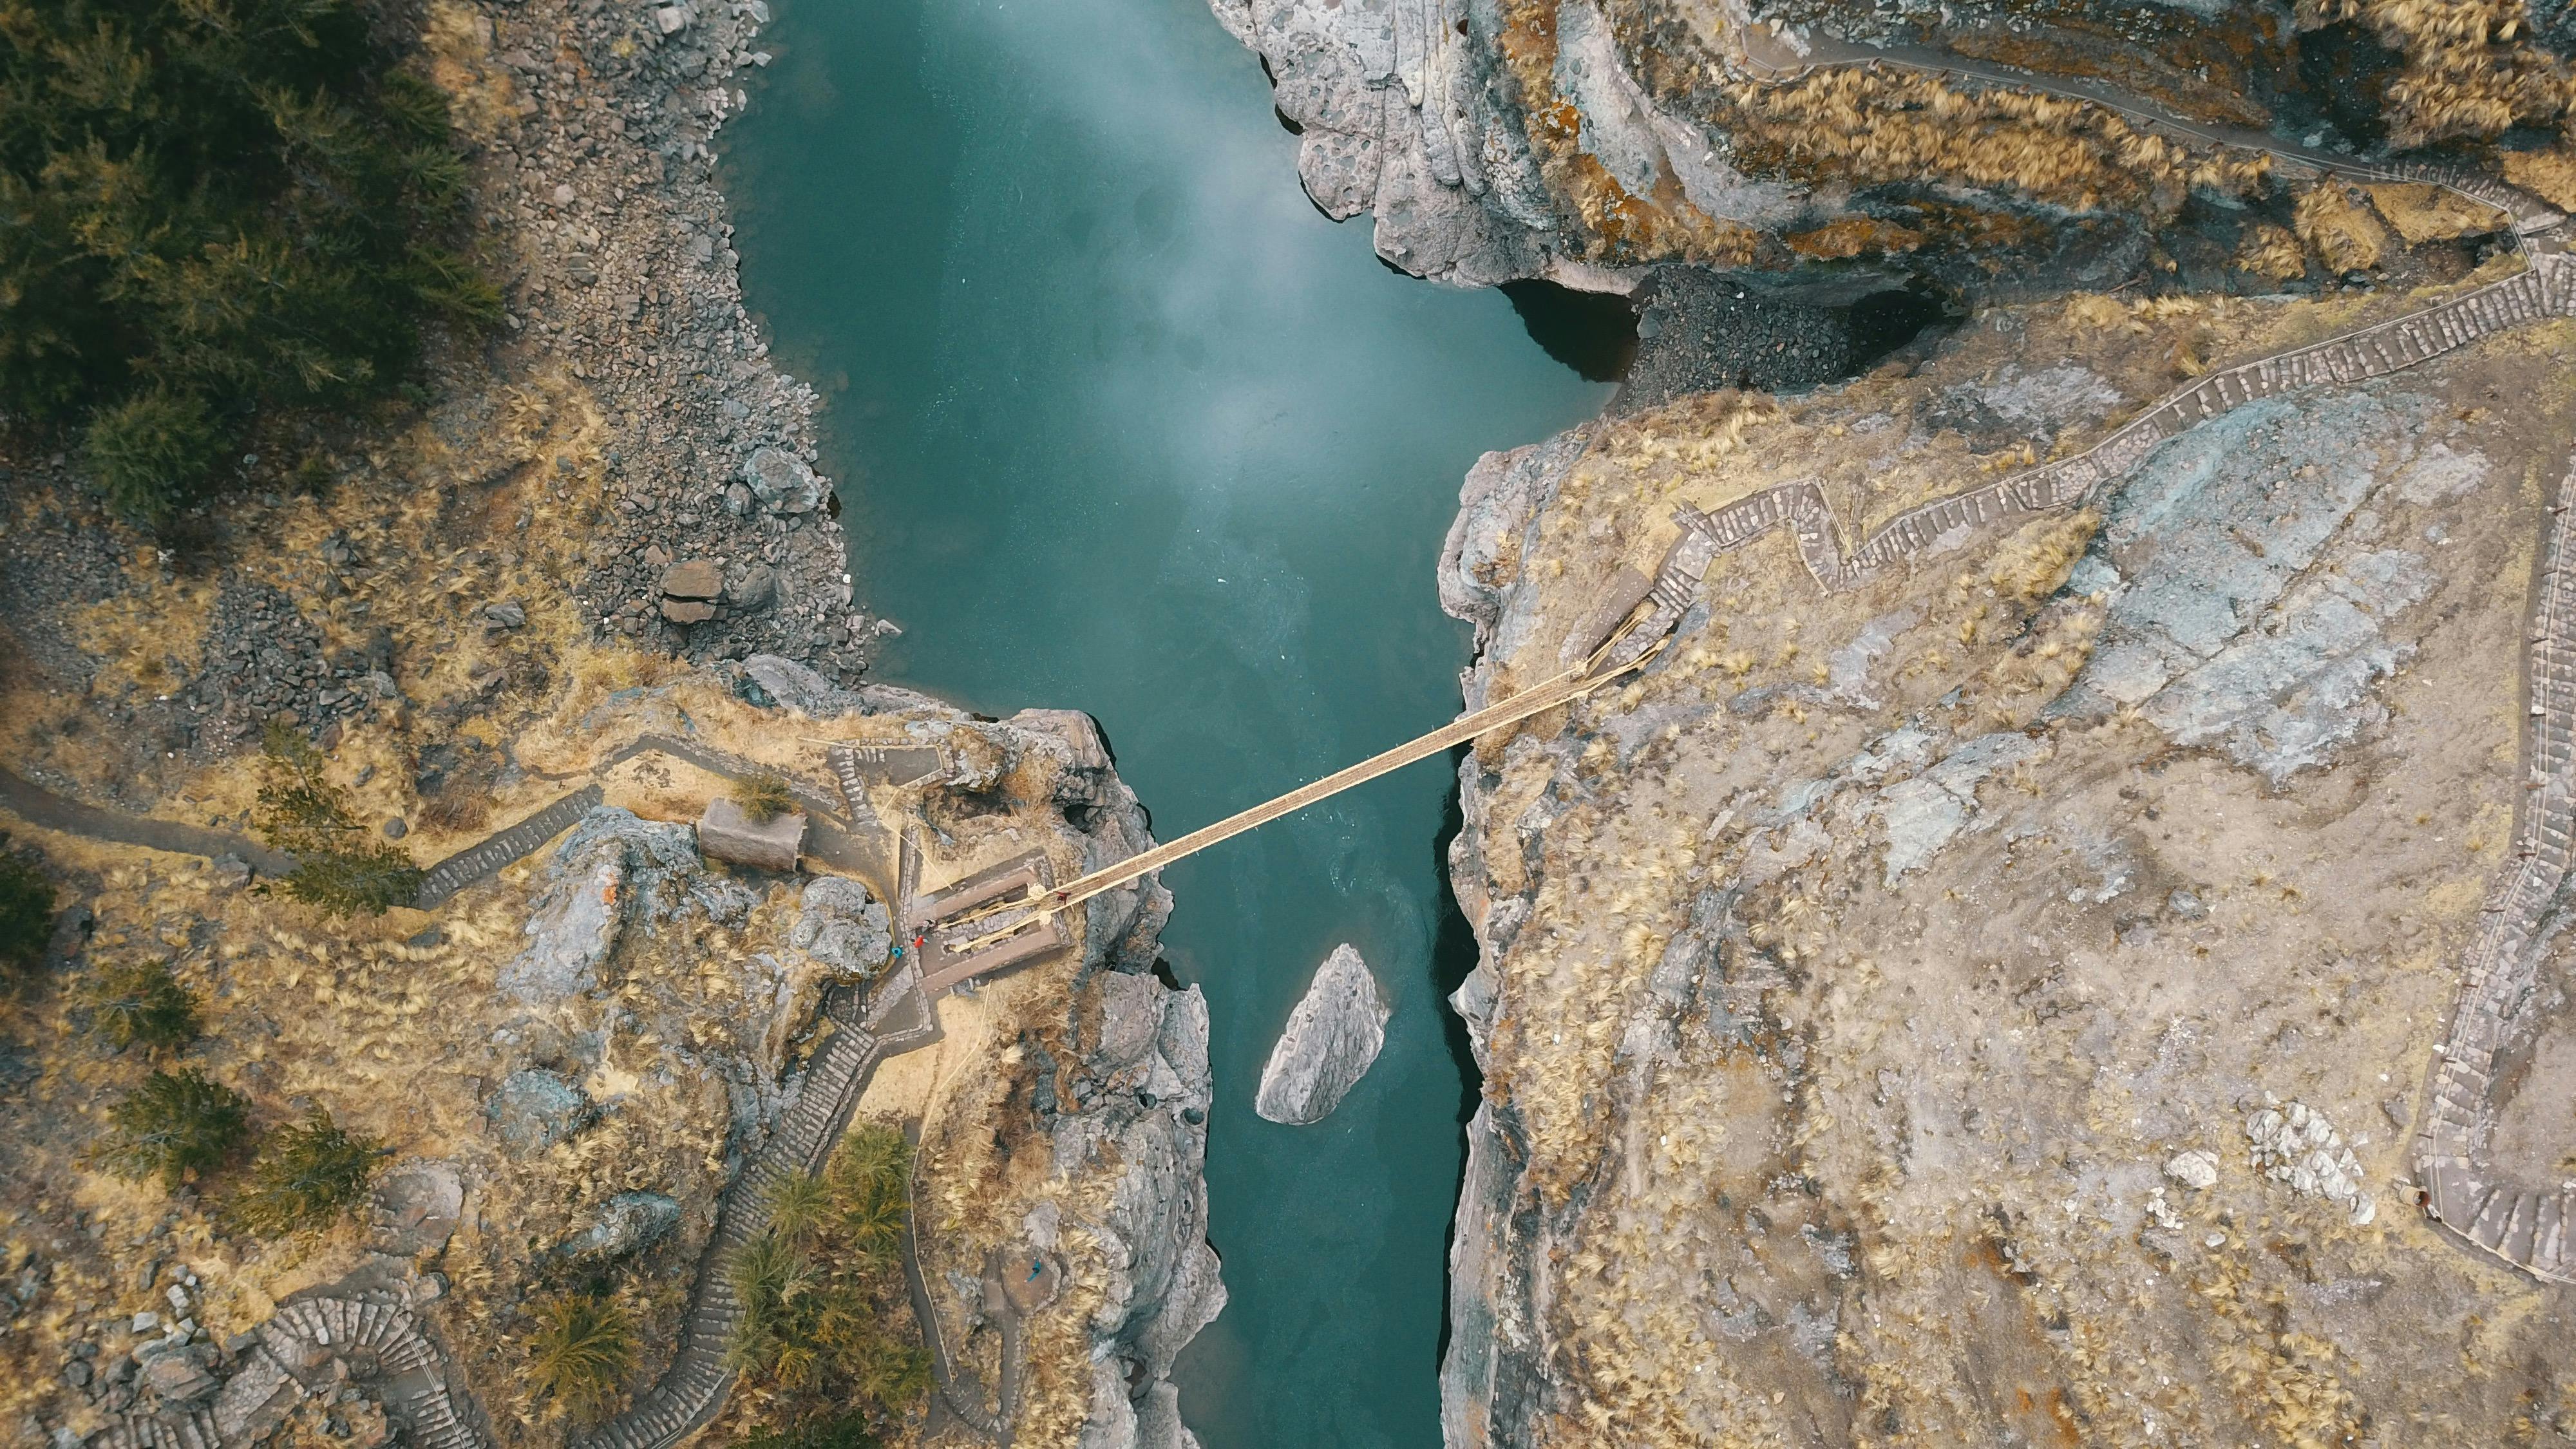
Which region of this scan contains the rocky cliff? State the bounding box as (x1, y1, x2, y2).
(0, 659, 1221, 1449)
(1434, 252, 2576, 1441)
(1209, 0, 2576, 301)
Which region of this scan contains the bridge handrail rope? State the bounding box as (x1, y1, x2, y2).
(926, 608, 1665, 948)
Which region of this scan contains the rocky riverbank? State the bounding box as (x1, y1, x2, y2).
(1, 0, 875, 809)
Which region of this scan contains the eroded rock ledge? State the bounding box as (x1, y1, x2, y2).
(1209, 0, 2576, 301)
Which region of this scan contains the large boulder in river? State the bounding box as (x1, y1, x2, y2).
(1254, 943, 1390, 1125)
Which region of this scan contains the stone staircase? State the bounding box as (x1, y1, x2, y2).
(574, 979, 941, 1449)
(412, 785, 606, 909)
(83, 975, 941, 1449)
(90, 1288, 489, 1449)
(2415, 464, 2576, 1281)
(85, 1408, 222, 1449)
(1613, 246, 2576, 670)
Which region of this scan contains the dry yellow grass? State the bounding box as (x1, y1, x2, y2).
(2294, 182, 2391, 274)
(1720, 66, 2269, 218)
(1985, 509, 2101, 601)
(2363, 181, 2512, 243)
(2236, 220, 2311, 281)
(421, 0, 522, 144)
(2503, 144, 2576, 211)
(2297, 0, 2575, 146)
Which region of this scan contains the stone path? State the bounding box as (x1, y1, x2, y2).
(608, 732, 886, 877)
(84, 974, 942, 1449)
(0, 765, 294, 878)
(1608, 246, 2575, 667)
(575, 976, 942, 1449)
(830, 743, 945, 792)
(900, 1121, 1013, 1444)
(2412, 460, 2576, 1280)
(93, 1287, 492, 1449)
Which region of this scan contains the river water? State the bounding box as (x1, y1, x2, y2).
(723, 0, 1611, 1441)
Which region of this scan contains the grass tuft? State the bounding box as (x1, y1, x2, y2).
(733, 772, 797, 824)
(529, 1294, 635, 1422)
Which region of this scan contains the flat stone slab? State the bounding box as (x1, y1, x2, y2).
(1255, 943, 1390, 1125)
(662, 559, 723, 600)
(697, 796, 805, 871)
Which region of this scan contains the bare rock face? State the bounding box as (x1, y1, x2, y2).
(1432, 272, 2576, 1443)
(1254, 944, 1391, 1125)
(789, 876, 891, 977)
(549, 1190, 683, 1261)
(497, 806, 724, 1002)
(1208, 0, 2573, 307)
(368, 1160, 465, 1256)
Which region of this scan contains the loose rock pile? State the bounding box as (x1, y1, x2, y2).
(466, 0, 873, 674)
(2245, 1095, 2378, 1226)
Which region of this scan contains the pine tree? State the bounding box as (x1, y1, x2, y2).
(0, 0, 499, 522)
(99, 1070, 251, 1188)
(233, 1109, 386, 1236)
(85, 960, 202, 1054)
(251, 725, 423, 916)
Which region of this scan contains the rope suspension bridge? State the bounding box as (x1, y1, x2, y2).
(835, 594, 1672, 989)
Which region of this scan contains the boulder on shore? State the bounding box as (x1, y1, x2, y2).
(1254, 943, 1390, 1125)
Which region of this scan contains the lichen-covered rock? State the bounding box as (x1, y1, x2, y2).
(549, 1191, 682, 1260)
(370, 1160, 465, 1256)
(498, 807, 747, 1001)
(739, 652, 866, 717)
(2058, 392, 2447, 781)
(133, 1340, 216, 1405)
(1254, 943, 1391, 1125)
(790, 876, 891, 977)
(488, 1069, 596, 1157)
(741, 445, 821, 513)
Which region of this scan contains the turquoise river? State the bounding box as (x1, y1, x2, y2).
(724, 0, 1612, 1441)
